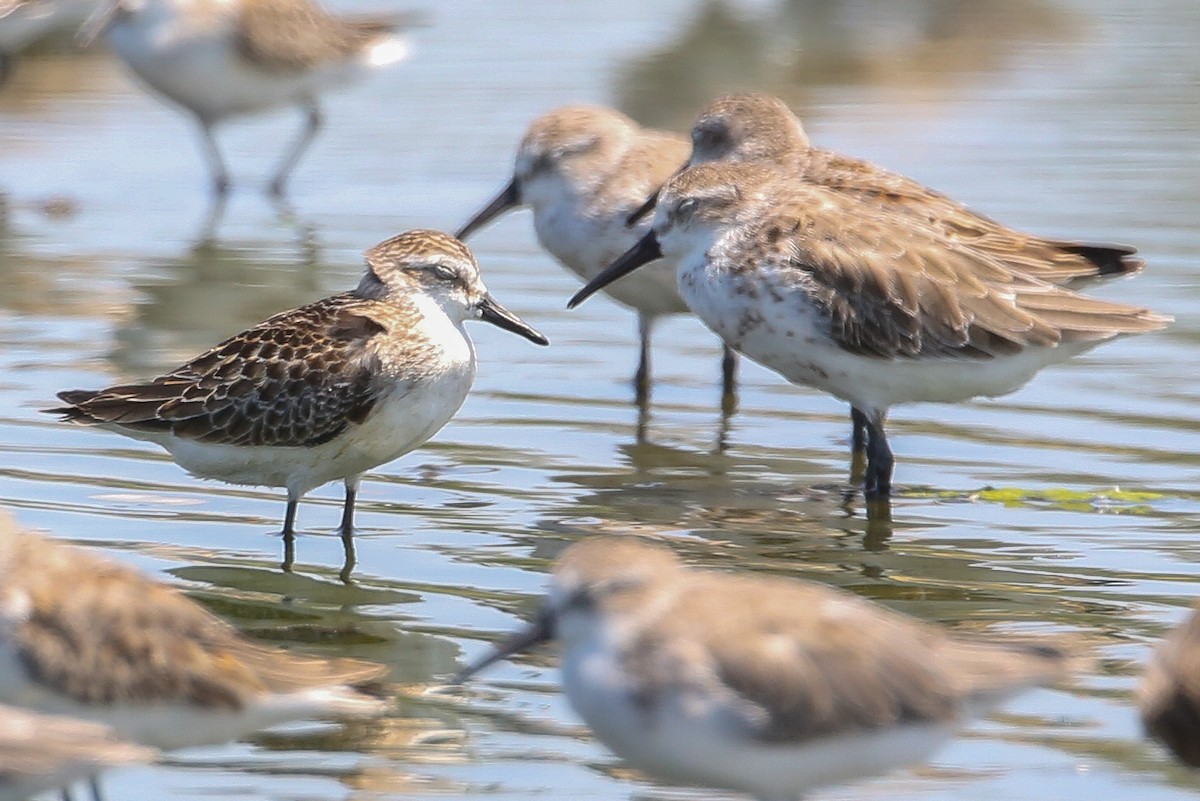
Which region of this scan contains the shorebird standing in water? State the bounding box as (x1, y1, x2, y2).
(457, 536, 1078, 801)
(629, 92, 1148, 455)
(0, 510, 384, 786)
(457, 105, 739, 413)
(83, 0, 415, 196)
(48, 230, 547, 576)
(572, 162, 1168, 497)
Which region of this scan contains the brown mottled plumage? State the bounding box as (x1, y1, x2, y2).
(1139, 602, 1200, 767)
(54, 295, 389, 447)
(640, 92, 1142, 285)
(236, 0, 404, 71)
(46, 229, 546, 574)
(0, 510, 386, 750)
(458, 537, 1077, 800)
(0, 705, 155, 800)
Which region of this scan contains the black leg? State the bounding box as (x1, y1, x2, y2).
(339, 482, 357, 537)
(280, 497, 299, 572)
(269, 100, 323, 197)
(338, 480, 358, 584)
(720, 344, 738, 416)
(90, 776, 105, 801)
(863, 412, 894, 498)
(850, 406, 868, 454)
(634, 315, 651, 407)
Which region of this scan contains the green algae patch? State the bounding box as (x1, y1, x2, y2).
(904, 486, 1165, 513)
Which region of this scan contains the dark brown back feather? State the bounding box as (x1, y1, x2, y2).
(46, 294, 389, 447)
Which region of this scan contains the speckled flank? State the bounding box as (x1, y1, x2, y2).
(656, 161, 1168, 412)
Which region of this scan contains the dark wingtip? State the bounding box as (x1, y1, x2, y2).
(1058, 242, 1145, 277)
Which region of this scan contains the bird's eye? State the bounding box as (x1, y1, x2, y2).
(564, 588, 595, 611)
(430, 264, 457, 281)
(676, 198, 700, 219)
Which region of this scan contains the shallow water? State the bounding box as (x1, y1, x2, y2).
(1, 0, 1199, 799)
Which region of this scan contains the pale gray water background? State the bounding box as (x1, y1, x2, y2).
(1, 0, 1199, 798)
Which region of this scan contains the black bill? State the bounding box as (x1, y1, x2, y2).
(478, 293, 549, 345)
(456, 179, 521, 240)
(567, 231, 664, 309)
(451, 608, 555, 683)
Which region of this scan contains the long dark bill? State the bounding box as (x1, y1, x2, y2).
(456, 178, 520, 240)
(478, 294, 549, 345)
(451, 609, 555, 683)
(567, 231, 664, 309)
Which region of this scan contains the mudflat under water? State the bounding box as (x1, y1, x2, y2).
(1, 0, 1199, 799)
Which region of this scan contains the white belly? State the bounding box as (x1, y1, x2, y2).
(680, 258, 1100, 412)
(562, 641, 956, 799)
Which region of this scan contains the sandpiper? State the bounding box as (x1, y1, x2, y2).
(0, 705, 155, 801)
(0, 511, 387, 755)
(48, 229, 547, 573)
(629, 93, 1147, 453)
(1138, 601, 1200, 767)
(81, 0, 415, 196)
(456, 536, 1076, 801)
(571, 162, 1169, 497)
(456, 105, 738, 409)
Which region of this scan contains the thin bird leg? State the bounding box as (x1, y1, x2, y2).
(196, 118, 231, 196)
(338, 478, 359, 584)
(280, 497, 299, 572)
(634, 314, 653, 406)
(89, 777, 105, 801)
(720, 344, 738, 416)
(851, 406, 869, 454)
(863, 410, 894, 499)
(268, 100, 323, 197)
